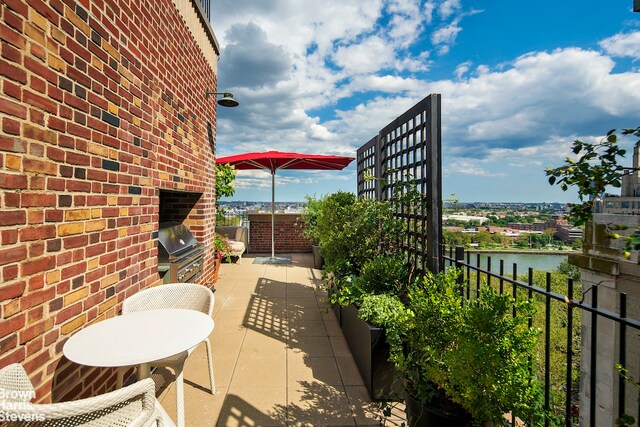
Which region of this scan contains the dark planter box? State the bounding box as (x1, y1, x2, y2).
(312, 245, 324, 269)
(341, 304, 404, 401)
(405, 395, 473, 427)
(327, 286, 341, 325)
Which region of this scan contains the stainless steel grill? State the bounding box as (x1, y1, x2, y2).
(157, 222, 204, 283)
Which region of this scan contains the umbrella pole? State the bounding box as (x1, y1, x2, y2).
(271, 171, 275, 259)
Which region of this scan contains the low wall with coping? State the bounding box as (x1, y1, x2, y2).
(247, 213, 312, 253)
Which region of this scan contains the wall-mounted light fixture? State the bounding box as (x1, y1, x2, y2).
(206, 91, 239, 107)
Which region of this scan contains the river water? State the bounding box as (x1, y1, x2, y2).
(464, 251, 570, 273)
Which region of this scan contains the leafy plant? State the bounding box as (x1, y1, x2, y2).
(313, 191, 357, 276)
(213, 233, 233, 262)
(328, 274, 366, 308)
(615, 364, 639, 426)
(363, 268, 545, 426)
(315, 192, 405, 278)
(355, 254, 412, 297)
(215, 163, 237, 223)
(545, 130, 630, 226)
(358, 293, 413, 367)
(444, 287, 542, 425)
(300, 195, 324, 245)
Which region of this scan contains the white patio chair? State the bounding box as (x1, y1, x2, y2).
(121, 283, 215, 427)
(0, 363, 173, 426)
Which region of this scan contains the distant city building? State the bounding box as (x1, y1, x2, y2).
(443, 214, 489, 224)
(506, 221, 548, 232)
(600, 144, 640, 215)
(507, 215, 583, 243)
(556, 226, 583, 243)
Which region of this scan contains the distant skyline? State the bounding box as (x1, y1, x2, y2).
(211, 1, 640, 203)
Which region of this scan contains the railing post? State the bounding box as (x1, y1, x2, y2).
(544, 272, 552, 427)
(618, 292, 627, 422)
(454, 246, 464, 295)
(565, 279, 574, 427)
(589, 286, 599, 426)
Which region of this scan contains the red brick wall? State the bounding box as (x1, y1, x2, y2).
(0, 0, 218, 402)
(248, 213, 312, 253)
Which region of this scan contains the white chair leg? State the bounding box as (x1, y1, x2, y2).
(174, 365, 185, 427)
(116, 367, 124, 389)
(205, 338, 215, 394)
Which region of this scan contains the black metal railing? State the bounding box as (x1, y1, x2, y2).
(442, 246, 640, 426)
(194, 0, 211, 21)
(189, 0, 219, 55)
(216, 209, 247, 227)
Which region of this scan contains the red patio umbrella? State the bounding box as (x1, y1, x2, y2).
(216, 151, 355, 259)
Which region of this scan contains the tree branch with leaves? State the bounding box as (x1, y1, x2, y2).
(545, 126, 640, 255)
(215, 163, 237, 223)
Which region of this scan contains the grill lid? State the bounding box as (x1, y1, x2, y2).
(158, 221, 199, 258)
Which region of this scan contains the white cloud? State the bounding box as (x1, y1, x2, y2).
(431, 20, 462, 49)
(233, 167, 356, 192)
(333, 36, 396, 74)
(345, 75, 428, 94)
(599, 32, 640, 59)
(212, 0, 384, 58)
(438, 0, 461, 19)
(307, 123, 336, 141)
(424, 1, 436, 24)
(454, 61, 472, 79)
(396, 51, 432, 72)
(218, 23, 291, 88)
(444, 160, 506, 177)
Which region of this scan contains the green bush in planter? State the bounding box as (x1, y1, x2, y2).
(443, 288, 544, 425)
(356, 254, 411, 296)
(367, 269, 545, 426)
(330, 254, 412, 308)
(313, 191, 357, 277)
(315, 192, 405, 279)
(358, 292, 413, 367)
(300, 195, 324, 245)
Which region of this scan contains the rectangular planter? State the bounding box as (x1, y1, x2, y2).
(327, 286, 341, 325)
(340, 304, 404, 401)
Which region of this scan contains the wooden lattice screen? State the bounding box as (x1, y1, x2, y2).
(356, 94, 442, 273)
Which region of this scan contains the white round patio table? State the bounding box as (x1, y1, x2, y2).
(63, 308, 214, 379)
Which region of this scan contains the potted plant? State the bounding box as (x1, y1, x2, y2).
(300, 195, 324, 269)
(334, 254, 411, 400)
(213, 233, 232, 283)
(310, 191, 408, 400)
(309, 191, 357, 323)
(364, 268, 544, 426)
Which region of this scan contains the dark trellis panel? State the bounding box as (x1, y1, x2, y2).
(356, 94, 442, 274)
(356, 136, 379, 200)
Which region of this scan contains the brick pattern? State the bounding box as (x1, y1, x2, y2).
(159, 190, 202, 225)
(1, 0, 218, 402)
(248, 214, 312, 253)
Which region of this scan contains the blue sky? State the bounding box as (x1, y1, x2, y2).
(211, 1, 640, 203)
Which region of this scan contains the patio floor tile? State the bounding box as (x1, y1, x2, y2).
(287, 354, 343, 386)
(287, 382, 356, 426)
(329, 335, 353, 358)
(336, 357, 366, 387)
(288, 320, 328, 337)
(217, 388, 287, 427)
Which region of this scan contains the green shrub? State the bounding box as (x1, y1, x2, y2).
(365, 268, 545, 425)
(354, 254, 411, 297)
(315, 192, 405, 279)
